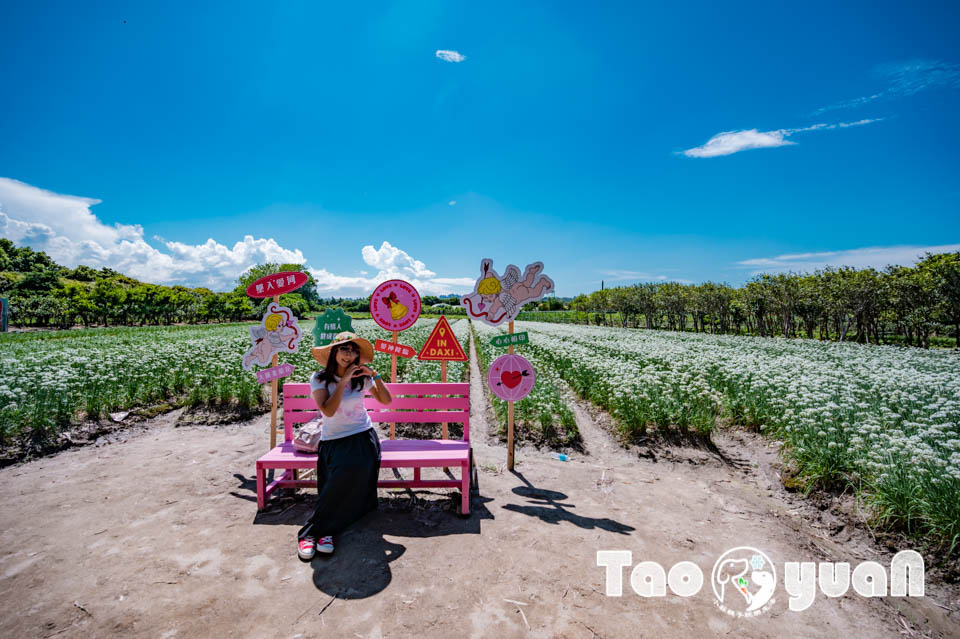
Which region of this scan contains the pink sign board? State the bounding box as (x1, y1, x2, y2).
(246, 271, 309, 298)
(461, 259, 554, 326)
(256, 363, 295, 384)
(242, 302, 304, 370)
(374, 339, 415, 358)
(370, 279, 421, 332)
(487, 353, 536, 402)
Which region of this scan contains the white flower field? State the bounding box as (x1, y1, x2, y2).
(2, 317, 958, 550)
(474, 320, 960, 551)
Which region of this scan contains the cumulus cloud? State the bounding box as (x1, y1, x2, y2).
(0, 177, 305, 290)
(309, 241, 475, 297)
(436, 49, 466, 63)
(814, 59, 960, 115)
(681, 118, 882, 158)
(0, 178, 492, 297)
(736, 243, 960, 275)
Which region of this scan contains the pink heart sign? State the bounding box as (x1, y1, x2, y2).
(488, 354, 535, 401)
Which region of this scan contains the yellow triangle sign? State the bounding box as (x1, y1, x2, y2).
(417, 316, 467, 361)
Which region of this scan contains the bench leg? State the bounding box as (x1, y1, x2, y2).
(460, 461, 470, 515)
(256, 463, 266, 510)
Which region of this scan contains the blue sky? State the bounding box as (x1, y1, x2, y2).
(1, 1, 958, 296)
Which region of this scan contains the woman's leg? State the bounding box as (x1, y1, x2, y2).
(298, 429, 381, 541)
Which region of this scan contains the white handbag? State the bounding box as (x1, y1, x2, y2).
(293, 417, 323, 453)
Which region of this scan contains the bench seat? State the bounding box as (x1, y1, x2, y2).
(256, 382, 474, 514)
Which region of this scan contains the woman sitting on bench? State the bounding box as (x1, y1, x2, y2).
(297, 331, 392, 560)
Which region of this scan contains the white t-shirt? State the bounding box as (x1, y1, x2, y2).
(309, 371, 375, 441)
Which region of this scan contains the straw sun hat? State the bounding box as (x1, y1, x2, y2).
(311, 331, 374, 367)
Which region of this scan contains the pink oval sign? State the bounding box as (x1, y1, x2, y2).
(487, 353, 535, 402)
(370, 279, 421, 332)
(246, 271, 309, 298)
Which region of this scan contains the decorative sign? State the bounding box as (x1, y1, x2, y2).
(370, 279, 421, 332)
(246, 271, 309, 298)
(256, 363, 295, 384)
(487, 353, 536, 402)
(491, 332, 529, 348)
(461, 259, 554, 326)
(374, 339, 415, 358)
(313, 308, 354, 346)
(242, 303, 304, 370)
(418, 316, 467, 361)
(0, 298, 7, 332)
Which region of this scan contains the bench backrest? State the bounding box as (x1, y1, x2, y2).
(281, 382, 470, 444)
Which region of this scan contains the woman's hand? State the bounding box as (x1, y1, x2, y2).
(355, 364, 377, 378)
(339, 364, 361, 384)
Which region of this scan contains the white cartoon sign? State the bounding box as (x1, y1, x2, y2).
(461, 259, 554, 326)
(242, 303, 303, 370)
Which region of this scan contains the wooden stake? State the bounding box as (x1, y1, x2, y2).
(507, 320, 515, 470)
(391, 330, 398, 383)
(441, 360, 448, 440)
(269, 294, 280, 450)
(390, 329, 398, 440)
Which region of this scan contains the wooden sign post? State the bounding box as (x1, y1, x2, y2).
(245, 271, 308, 449)
(370, 279, 422, 438)
(461, 258, 552, 470)
(417, 315, 468, 440)
(269, 296, 279, 448)
(507, 321, 514, 469)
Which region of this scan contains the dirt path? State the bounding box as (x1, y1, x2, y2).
(1, 344, 957, 638)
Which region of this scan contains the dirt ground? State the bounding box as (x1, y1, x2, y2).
(1, 340, 959, 639)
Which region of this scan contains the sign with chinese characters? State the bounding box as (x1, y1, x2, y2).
(370, 279, 421, 332)
(461, 259, 554, 326)
(242, 303, 304, 370)
(246, 271, 309, 298)
(313, 308, 354, 346)
(487, 353, 536, 401)
(0, 298, 7, 332)
(418, 316, 467, 361)
(491, 332, 529, 348)
(374, 339, 415, 358)
(256, 363, 295, 384)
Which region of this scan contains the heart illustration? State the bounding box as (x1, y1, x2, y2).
(478, 302, 486, 310)
(501, 371, 523, 389)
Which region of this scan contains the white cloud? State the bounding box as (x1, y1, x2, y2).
(0, 177, 305, 290)
(448, 200, 456, 206)
(681, 119, 882, 158)
(599, 270, 692, 284)
(814, 59, 960, 115)
(436, 49, 466, 63)
(737, 243, 960, 274)
(309, 241, 475, 297)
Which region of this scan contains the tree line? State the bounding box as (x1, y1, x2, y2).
(0, 240, 467, 329)
(0, 240, 322, 328)
(563, 252, 960, 348)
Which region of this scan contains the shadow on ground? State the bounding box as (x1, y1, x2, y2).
(502, 470, 635, 535)
(231, 472, 495, 599)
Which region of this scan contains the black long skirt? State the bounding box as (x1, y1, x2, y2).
(297, 427, 382, 541)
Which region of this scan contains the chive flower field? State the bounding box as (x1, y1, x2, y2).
(3, 316, 958, 551)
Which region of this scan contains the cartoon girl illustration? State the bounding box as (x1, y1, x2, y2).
(242, 305, 302, 370)
(462, 259, 554, 326)
(381, 290, 409, 321)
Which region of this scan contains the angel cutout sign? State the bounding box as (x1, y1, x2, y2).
(242, 303, 303, 370)
(461, 259, 554, 326)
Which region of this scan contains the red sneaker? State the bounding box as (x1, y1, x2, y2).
(298, 537, 316, 561)
(316, 535, 334, 554)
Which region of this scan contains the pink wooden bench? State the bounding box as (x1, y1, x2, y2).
(255, 382, 476, 515)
